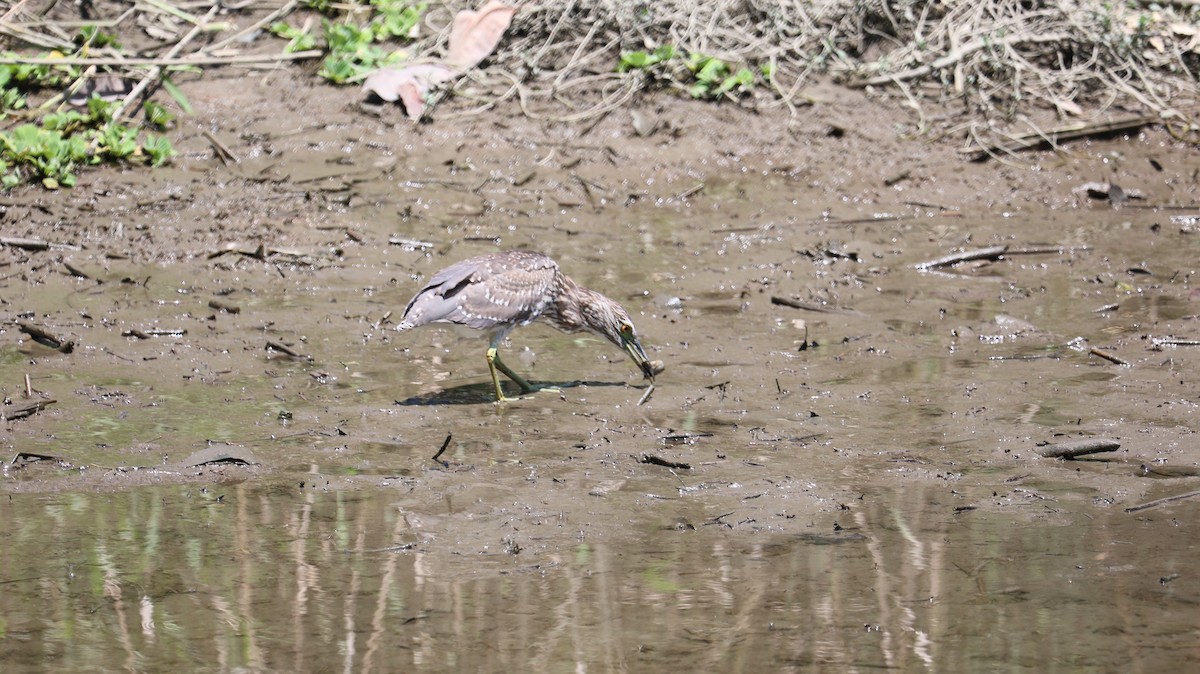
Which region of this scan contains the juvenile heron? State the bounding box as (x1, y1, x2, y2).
(397, 250, 658, 402)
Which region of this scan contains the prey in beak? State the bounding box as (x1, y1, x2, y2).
(620, 331, 662, 383)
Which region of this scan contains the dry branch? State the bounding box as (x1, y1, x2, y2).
(1150, 337, 1200, 349)
(1126, 489, 1200, 513)
(1038, 439, 1120, 459)
(17, 321, 74, 353)
(432, 433, 452, 463)
(1088, 346, 1129, 366)
(113, 3, 222, 120)
(640, 454, 691, 470)
(266, 340, 309, 360)
(0, 237, 49, 251)
(960, 116, 1157, 158)
(914, 245, 1008, 270)
(3, 399, 56, 421)
(208, 298, 242, 314)
(0, 51, 322, 67)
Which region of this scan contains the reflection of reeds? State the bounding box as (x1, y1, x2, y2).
(361, 502, 411, 674)
(1, 477, 1164, 671)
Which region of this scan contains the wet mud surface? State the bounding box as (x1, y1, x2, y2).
(2, 69, 1199, 671)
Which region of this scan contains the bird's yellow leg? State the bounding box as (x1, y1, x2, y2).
(486, 347, 529, 402)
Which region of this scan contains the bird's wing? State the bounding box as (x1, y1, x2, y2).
(399, 256, 481, 327)
(400, 253, 559, 331)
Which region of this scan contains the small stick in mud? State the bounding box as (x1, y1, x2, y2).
(661, 432, 713, 446)
(208, 298, 242, 314)
(17, 321, 74, 353)
(1088, 346, 1129, 366)
(9, 451, 62, 465)
(1037, 439, 1120, 459)
(1150, 337, 1200, 350)
(914, 245, 1009, 270)
(123, 328, 187, 338)
(637, 384, 655, 406)
(1003, 245, 1093, 257)
(640, 454, 691, 470)
(62, 260, 91, 279)
(4, 399, 56, 421)
(770, 296, 851, 314)
(201, 128, 241, 164)
(265, 341, 310, 360)
(676, 182, 705, 200)
(957, 116, 1155, 159)
(373, 311, 393, 330)
(0, 237, 50, 251)
(388, 237, 436, 250)
(432, 433, 452, 464)
(1125, 488, 1200, 514)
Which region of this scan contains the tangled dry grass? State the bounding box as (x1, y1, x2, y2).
(2, 0, 1197, 150)
(418, 0, 1199, 147)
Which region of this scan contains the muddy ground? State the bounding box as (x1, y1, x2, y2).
(4, 65, 1197, 493)
(2, 54, 1199, 671)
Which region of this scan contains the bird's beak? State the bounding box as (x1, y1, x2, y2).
(622, 333, 655, 382)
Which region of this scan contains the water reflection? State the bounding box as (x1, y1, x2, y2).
(2, 481, 1196, 672)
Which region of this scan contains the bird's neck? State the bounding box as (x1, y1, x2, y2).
(547, 275, 599, 333)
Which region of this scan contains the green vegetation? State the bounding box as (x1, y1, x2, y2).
(617, 45, 677, 72)
(0, 27, 178, 190)
(271, 0, 426, 84)
(618, 45, 770, 100)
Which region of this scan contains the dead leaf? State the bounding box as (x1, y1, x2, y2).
(446, 0, 517, 71)
(1171, 22, 1198, 36)
(362, 63, 454, 118)
(1053, 98, 1083, 117)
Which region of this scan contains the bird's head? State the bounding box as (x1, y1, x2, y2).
(585, 296, 656, 383)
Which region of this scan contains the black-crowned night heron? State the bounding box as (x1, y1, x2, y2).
(398, 250, 659, 402)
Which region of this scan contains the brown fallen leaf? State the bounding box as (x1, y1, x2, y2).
(362, 63, 455, 118)
(446, 0, 517, 71)
(362, 1, 517, 118)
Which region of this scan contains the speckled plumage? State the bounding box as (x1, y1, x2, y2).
(398, 250, 655, 401)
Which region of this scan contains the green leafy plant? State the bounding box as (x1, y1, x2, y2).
(161, 78, 193, 115)
(618, 45, 677, 73)
(0, 23, 184, 190)
(0, 123, 90, 188)
(270, 20, 319, 53)
(271, 1, 426, 84)
(301, 0, 334, 12)
(142, 135, 175, 167)
(320, 21, 403, 83)
(0, 86, 25, 113)
(617, 46, 767, 100)
(686, 54, 758, 98)
(369, 0, 424, 40)
(76, 25, 121, 50)
(144, 100, 175, 129)
(97, 122, 139, 160)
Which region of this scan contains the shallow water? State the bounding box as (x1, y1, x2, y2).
(2, 479, 1197, 673)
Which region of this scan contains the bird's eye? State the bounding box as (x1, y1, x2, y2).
(620, 323, 633, 337)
